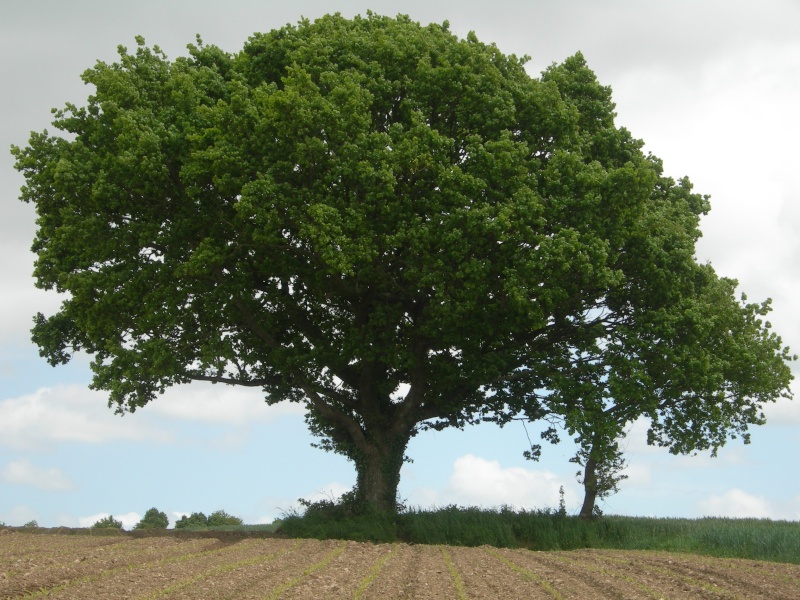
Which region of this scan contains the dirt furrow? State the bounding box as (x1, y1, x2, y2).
(278, 540, 395, 599)
(128, 539, 318, 600)
(0, 532, 125, 563)
(445, 545, 557, 599)
(195, 539, 349, 599)
(6, 538, 260, 599)
(491, 547, 662, 599)
(588, 549, 800, 600)
(527, 548, 725, 599)
(356, 543, 458, 599)
(151, 538, 340, 599)
(1, 537, 221, 598)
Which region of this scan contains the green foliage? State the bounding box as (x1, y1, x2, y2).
(134, 507, 169, 529)
(207, 509, 244, 527)
(172, 509, 244, 529)
(91, 515, 123, 529)
(22, 520, 39, 528)
(12, 12, 794, 514)
(174, 512, 209, 529)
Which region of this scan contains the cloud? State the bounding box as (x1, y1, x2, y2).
(148, 382, 304, 425)
(2, 459, 75, 491)
(620, 462, 652, 489)
(79, 512, 141, 530)
(0, 385, 174, 450)
(408, 454, 575, 511)
(698, 489, 773, 519)
(763, 397, 800, 426)
(0, 381, 305, 450)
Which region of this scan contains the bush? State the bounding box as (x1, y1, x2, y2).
(134, 507, 169, 530)
(174, 512, 208, 529)
(22, 520, 39, 528)
(91, 515, 123, 529)
(207, 510, 244, 527)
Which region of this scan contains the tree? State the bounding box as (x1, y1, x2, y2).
(134, 507, 169, 529)
(561, 272, 795, 519)
(515, 55, 794, 519)
(92, 515, 123, 529)
(174, 512, 209, 529)
(12, 14, 793, 513)
(207, 510, 244, 527)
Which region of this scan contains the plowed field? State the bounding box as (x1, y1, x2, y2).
(2, 529, 798, 599)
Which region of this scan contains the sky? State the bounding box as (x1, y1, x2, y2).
(2, 0, 799, 528)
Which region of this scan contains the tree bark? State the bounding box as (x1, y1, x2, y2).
(579, 454, 598, 520)
(352, 428, 411, 513)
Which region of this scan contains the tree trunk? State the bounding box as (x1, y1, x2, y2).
(351, 428, 411, 514)
(579, 454, 598, 520)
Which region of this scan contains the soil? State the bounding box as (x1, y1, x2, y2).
(1, 529, 798, 599)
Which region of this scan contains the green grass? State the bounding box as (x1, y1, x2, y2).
(276, 505, 800, 565)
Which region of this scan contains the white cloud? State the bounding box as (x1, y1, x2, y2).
(0, 382, 305, 450)
(0, 243, 63, 346)
(149, 382, 304, 425)
(620, 462, 652, 489)
(0, 385, 175, 450)
(698, 489, 773, 519)
(763, 397, 800, 426)
(2, 459, 75, 491)
(79, 511, 141, 530)
(698, 490, 800, 521)
(409, 454, 575, 511)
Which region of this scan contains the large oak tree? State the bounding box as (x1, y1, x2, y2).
(13, 13, 793, 513)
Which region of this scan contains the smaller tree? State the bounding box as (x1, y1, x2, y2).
(571, 435, 628, 519)
(91, 515, 123, 529)
(134, 507, 169, 529)
(207, 510, 244, 527)
(174, 512, 209, 529)
(22, 520, 39, 528)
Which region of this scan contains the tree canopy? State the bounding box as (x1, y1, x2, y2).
(12, 13, 793, 513)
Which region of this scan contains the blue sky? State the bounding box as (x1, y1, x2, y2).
(2, 0, 799, 528)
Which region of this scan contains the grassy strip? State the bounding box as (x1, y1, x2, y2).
(17, 539, 258, 598)
(440, 547, 468, 600)
(484, 548, 563, 600)
(278, 507, 800, 564)
(264, 542, 346, 600)
(353, 544, 397, 599)
(141, 540, 303, 599)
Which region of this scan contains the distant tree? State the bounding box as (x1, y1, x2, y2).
(174, 512, 208, 529)
(134, 507, 169, 529)
(91, 515, 123, 529)
(207, 510, 243, 527)
(12, 13, 793, 514)
(22, 520, 39, 528)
